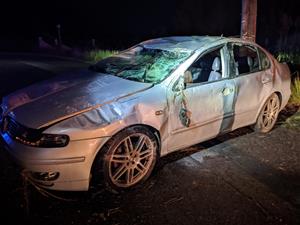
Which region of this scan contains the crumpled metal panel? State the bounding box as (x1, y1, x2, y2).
(142, 36, 224, 52)
(45, 84, 168, 142)
(2, 70, 152, 129)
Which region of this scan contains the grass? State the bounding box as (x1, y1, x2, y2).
(289, 74, 300, 106)
(84, 49, 118, 63)
(276, 52, 300, 105)
(283, 108, 300, 131)
(282, 71, 300, 130)
(276, 52, 300, 65)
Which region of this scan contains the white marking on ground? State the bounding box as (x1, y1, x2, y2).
(190, 149, 219, 163)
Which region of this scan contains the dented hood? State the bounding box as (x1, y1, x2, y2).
(2, 69, 152, 129)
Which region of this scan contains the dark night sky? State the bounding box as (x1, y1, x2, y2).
(0, 0, 299, 51)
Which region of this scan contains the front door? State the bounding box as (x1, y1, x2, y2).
(167, 45, 236, 152)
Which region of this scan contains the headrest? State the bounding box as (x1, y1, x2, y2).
(212, 57, 221, 71)
(247, 56, 253, 67)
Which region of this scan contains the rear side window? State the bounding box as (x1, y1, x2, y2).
(232, 45, 259, 76)
(257, 48, 271, 70)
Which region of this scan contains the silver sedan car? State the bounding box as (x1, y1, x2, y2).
(0, 36, 291, 191)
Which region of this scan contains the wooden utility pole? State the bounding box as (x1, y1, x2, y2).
(241, 0, 257, 42)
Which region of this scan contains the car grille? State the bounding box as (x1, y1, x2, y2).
(0, 117, 6, 133)
(6, 118, 23, 138)
(1, 117, 41, 142)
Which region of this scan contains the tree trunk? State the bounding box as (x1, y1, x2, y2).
(241, 0, 257, 42)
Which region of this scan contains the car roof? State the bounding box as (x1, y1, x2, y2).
(141, 36, 255, 52)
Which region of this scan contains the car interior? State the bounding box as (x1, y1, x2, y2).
(186, 48, 223, 84)
(233, 45, 259, 75)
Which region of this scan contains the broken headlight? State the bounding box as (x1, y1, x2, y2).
(16, 133, 69, 148)
(5, 117, 69, 148)
(37, 134, 69, 148)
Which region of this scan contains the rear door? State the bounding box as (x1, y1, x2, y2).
(229, 43, 273, 129)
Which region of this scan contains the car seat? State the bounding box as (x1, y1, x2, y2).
(208, 57, 222, 81)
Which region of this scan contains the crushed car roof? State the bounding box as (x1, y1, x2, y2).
(141, 36, 226, 51)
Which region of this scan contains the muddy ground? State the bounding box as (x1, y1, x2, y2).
(0, 54, 299, 225)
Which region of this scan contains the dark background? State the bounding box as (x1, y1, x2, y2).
(0, 2, 299, 225)
(0, 0, 299, 51)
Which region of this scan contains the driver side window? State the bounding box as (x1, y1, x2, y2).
(185, 46, 224, 84)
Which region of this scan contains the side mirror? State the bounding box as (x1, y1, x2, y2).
(184, 70, 193, 84)
(172, 71, 192, 93)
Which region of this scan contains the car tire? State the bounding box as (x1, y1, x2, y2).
(92, 126, 158, 192)
(254, 93, 281, 133)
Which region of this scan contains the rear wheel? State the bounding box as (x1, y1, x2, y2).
(254, 93, 280, 133)
(93, 126, 158, 192)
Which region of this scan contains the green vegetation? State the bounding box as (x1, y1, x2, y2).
(289, 74, 300, 106)
(284, 110, 300, 131)
(85, 49, 118, 63)
(276, 52, 300, 65)
(276, 52, 300, 105)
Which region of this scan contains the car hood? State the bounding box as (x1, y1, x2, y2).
(2, 69, 153, 129)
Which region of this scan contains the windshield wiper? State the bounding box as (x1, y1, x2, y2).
(88, 64, 97, 71)
(124, 77, 144, 82)
(89, 62, 119, 73)
(88, 64, 106, 73)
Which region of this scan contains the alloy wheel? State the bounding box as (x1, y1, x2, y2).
(259, 94, 280, 131)
(108, 133, 155, 187)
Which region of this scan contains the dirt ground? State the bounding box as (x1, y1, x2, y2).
(0, 54, 299, 225)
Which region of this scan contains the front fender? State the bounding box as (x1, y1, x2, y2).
(44, 86, 169, 142)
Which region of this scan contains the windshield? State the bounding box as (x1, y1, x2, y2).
(90, 46, 191, 83)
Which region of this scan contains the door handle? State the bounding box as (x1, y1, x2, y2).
(222, 87, 234, 96)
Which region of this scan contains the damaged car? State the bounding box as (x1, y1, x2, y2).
(0, 36, 291, 191)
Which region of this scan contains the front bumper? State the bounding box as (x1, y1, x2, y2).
(0, 132, 110, 191)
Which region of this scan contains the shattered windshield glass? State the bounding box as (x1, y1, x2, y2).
(90, 46, 191, 83)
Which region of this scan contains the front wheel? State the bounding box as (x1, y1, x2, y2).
(254, 93, 281, 133)
(93, 126, 158, 191)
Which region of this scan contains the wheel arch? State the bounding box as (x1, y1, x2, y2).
(254, 91, 282, 125)
(104, 123, 161, 154)
(89, 123, 161, 186)
(274, 91, 283, 106)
